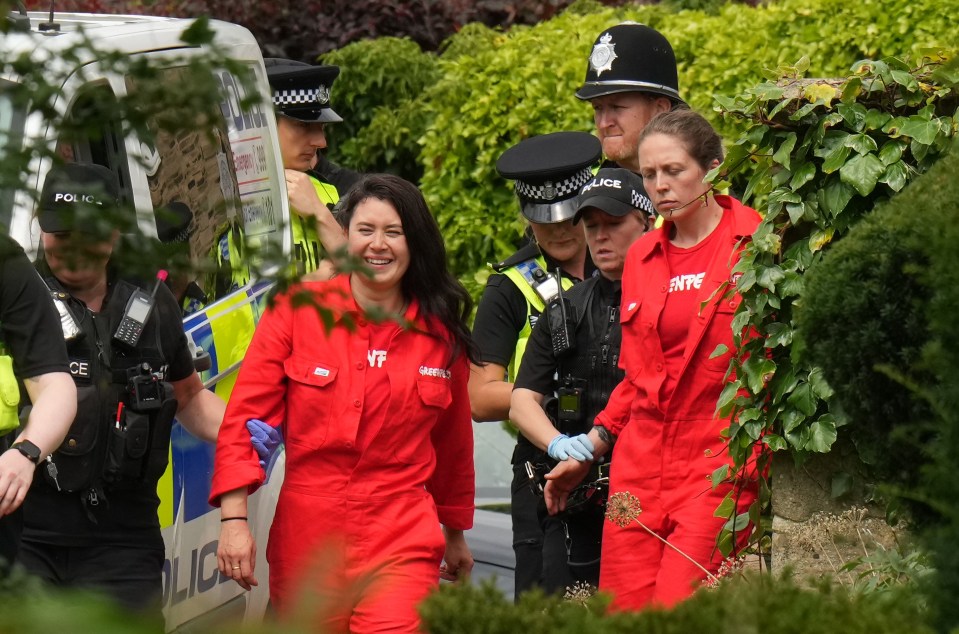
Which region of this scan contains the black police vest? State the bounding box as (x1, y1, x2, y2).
(555, 276, 624, 435)
(42, 277, 178, 496)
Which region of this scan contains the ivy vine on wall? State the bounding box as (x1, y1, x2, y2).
(711, 51, 959, 554)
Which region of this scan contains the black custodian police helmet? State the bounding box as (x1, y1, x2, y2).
(264, 58, 343, 123)
(496, 131, 602, 224)
(575, 22, 682, 104)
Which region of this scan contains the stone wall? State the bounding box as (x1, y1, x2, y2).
(770, 438, 906, 586)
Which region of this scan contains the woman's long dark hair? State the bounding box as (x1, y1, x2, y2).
(336, 174, 479, 365)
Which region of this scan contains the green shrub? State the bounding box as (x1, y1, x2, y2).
(412, 0, 959, 283)
(419, 572, 933, 634)
(320, 37, 441, 181)
(796, 137, 959, 630)
(796, 186, 935, 500)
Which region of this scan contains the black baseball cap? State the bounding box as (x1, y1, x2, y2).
(265, 58, 343, 124)
(38, 162, 121, 235)
(573, 168, 654, 224)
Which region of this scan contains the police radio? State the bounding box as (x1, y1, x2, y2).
(546, 269, 575, 356)
(114, 270, 167, 347)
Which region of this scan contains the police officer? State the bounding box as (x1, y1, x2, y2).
(468, 131, 600, 599)
(265, 58, 361, 275)
(0, 235, 76, 570)
(509, 168, 652, 592)
(18, 163, 225, 616)
(576, 22, 684, 174)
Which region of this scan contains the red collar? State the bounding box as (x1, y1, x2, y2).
(632, 195, 760, 262)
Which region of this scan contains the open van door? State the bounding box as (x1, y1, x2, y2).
(1, 12, 288, 630)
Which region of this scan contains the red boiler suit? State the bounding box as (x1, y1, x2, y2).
(593, 196, 761, 610)
(209, 275, 474, 632)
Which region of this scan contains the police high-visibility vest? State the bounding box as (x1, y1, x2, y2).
(290, 175, 340, 274)
(498, 255, 575, 382)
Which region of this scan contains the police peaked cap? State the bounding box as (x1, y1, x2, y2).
(265, 58, 343, 124)
(496, 131, 602, 224)
(576, 22, 683, 103)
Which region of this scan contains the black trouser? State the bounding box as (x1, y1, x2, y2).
(511, 464, 544, 601)
(0, 508, 22, 573)
(18, 539, 165, 625)
(0, 433, 22, 573)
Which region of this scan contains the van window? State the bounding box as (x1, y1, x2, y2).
(127, 63, 281, 310)
(0, 82, 26, 229)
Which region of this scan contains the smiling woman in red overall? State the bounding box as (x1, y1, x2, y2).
(209, 174, 477, 632)
(545, 109, 761, 610)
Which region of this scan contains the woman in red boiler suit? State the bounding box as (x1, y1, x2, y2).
(545, 109, 761, 610)
(209, 174, 477, 632)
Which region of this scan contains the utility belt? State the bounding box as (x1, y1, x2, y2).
(522, 375, 612, 519)
(43, 362, 178, 498)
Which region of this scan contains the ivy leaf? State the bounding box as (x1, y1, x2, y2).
(710, 344, 730, 359)
(712, 466, 731, 491)
(840, 76, 863, 102)
(893, 117, 941, 145)
(840, 152, 884, 196)
(773, 132, 798, 168)
(818, 179, 856, 218)
(889, 68, 919, 90)
(742, 355, 776, 394)
(764, 434, 788, 451)
(806, 418, 838, 453)
(757, 264, 786, 290)
(786, 382, 817, 416)
(880, 160, 909, 192)
(765, 322, 794, 348)
(803, 82, 838, 105)
(717, 381, 740, 417)
(864, 109, 893, 131)
(807, 366, 835, 400)
(789, 161, 817, 190)
(878, 140, 905, 165)
(843, 133, 878, 155)
(821, 143, 851, 174)
(837, 102, 867, 131)
(831, 471, 853, 498)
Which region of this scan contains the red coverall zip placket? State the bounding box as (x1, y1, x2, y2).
(594, 196, 761, 610)
(210, 275, 474, 632)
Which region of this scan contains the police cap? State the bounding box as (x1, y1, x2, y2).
(496, 131, 602, 224)
(575, 22, 682, 104)
(573, 167, 654, 224)
(38, 162, 121, 236)
(265, 58, 343, 124)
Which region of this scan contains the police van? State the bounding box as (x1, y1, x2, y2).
(2, 9, 287, 630)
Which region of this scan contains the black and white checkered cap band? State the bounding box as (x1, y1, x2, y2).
(514, 167, 594, 203)
(632, 190, 655, 216)
(273, 87, 329, 107)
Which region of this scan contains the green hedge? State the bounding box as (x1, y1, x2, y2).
(419, 573, 932, 634)
(321, 0, 958, 289)
(799, 139, 959, 629)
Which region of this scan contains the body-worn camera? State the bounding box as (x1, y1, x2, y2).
(556, 377, 587, 427)
(126, 363, 164, 412)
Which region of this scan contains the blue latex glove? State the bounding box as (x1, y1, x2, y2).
(247, 419, 283, 469)
(547, 433, 594, 462)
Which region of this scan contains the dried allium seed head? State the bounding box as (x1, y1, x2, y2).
(605, 492, 642, 528)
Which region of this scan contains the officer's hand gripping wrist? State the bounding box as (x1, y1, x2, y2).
(247, 419, 283, 469)
(547, 433, 594, 462)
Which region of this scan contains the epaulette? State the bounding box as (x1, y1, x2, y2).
(492, 242, 540, 273)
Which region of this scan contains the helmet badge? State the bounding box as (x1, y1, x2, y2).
(589, 32, 618, 77)
(317, 85, 330, 105)
(542, 181, 557, 200)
